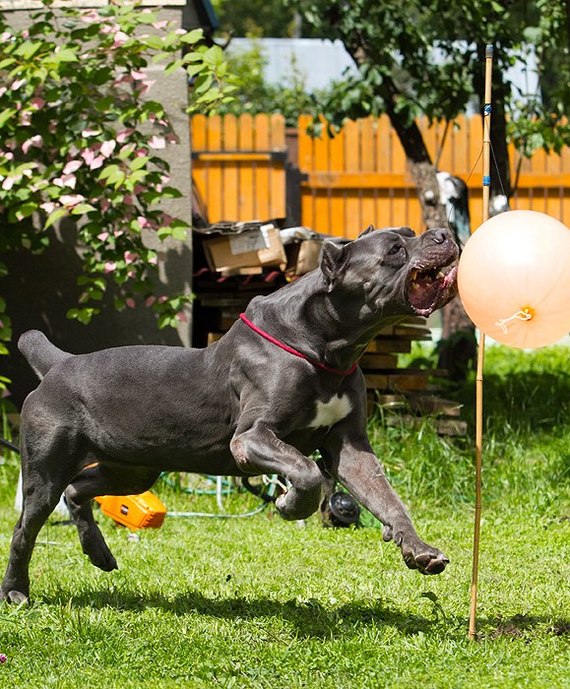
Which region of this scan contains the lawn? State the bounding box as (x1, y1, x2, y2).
(0, 345, 569, 688)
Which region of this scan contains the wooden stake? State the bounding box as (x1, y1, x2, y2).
(468, 44, 494, 641)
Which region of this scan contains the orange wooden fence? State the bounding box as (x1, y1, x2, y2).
(191, 113, 286, 223)
(191, 114, 570, 238)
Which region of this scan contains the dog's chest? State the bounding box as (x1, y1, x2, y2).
(306, 394, 352, 429)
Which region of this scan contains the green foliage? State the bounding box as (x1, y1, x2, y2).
(0, 0, 235, 396)
(289, 0, 570, 155)
(213, 0, 298, 38)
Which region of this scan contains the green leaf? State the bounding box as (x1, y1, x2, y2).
(70, 203, 97, 215)
(0, 108, 17, 128)
(44, 208, 68, 229)
(129, 156, 149, 171)
(180, 29, 204, 45)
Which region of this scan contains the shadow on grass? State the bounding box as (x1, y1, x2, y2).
(42, 587, 438, 638)
(40, 587, 569, 641)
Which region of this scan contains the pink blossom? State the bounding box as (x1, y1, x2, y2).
(30, 97, 46, 110)
(63, 160, 83, 175)
(113, 31, 129, 47)
(53, 173, 77, 189)
(145, 296, 156, 306)
(148, 135, 166, 150)
(152, 20, 169, 30)
(89, 156, 105, 171)
(124, 251, 138, 264)
(19, 111, 31, 126)
(148, 255, 158, 266)
(2, 177, 16, 191)
(104, 261, 116, 274)
(116, 128, 134, 144)
(158, 296, 168, 304)
(127, 270, 136, 279)
(0, 32, 12, 42)
(137, 216, 152, 229)
(2, 151, 14, 161)
(100, 140, 116, 158)
(81, 127, 101, 138)
(160, 174, 171, 185)
(11, 78, 26, 91)
(176, 311, 188, 323)
(99, 22, 118, 35)
(175, 29, 186, 35)
(0, 87, 6, 97)
(40, 201, 57, 214)
(114, 230, 124, 237)
(59, 194, 85, 209)
(126, 298, 136, 308)
(21, 135, 43, 154)
(80, 10, 101, 24)
(130, 70, 147, 81)
(97, 232, 109, 241)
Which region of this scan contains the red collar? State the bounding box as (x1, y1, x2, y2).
(239, 313, 358, 377)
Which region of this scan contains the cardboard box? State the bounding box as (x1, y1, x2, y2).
(286, 239, 323, 276)
(200, 223, 287, 274)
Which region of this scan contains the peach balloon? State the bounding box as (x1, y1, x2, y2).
(458, 210, 570, 348)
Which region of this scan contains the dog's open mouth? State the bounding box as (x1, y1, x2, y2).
(407, 261, 458, 316)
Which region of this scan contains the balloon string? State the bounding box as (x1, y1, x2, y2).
(496, 309, 533, 334)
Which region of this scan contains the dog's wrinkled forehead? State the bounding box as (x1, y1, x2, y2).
(357, 224, 415, 241)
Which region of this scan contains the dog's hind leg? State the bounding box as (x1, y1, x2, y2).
(1, 432, 78, 604)
(65, 462, 161, 571)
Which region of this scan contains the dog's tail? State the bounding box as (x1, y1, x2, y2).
(18, 330, 71, 380)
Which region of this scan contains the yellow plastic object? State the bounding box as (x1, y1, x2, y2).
(95, 491, 167, 530)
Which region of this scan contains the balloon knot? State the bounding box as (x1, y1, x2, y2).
(496, 307, 534, 334)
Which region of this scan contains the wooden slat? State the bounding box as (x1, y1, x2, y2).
(238, 114, 255, 219)
(222, 114, 239, 221)
(194, 152, 278, 162)
(269, 113, 286, 218)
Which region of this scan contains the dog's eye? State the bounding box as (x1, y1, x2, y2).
(388, 244, 403, 256)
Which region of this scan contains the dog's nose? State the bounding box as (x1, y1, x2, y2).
(430, 228, 449, 244)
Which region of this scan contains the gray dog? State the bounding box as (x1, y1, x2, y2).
(1, 225, 458, 604)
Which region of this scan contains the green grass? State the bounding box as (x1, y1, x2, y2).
(0, 345, 569, 688)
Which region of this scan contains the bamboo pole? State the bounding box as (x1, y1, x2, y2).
(468, 44, 494, 641)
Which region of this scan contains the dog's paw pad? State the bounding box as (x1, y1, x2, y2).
(402, 545, 449, 575)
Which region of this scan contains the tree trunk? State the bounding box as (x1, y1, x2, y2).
(342, 48, 476, 379)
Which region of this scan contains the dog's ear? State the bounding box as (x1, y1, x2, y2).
(321, 241, 349, 292)
(358, 224, 376, 238)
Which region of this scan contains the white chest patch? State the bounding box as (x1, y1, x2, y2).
(307, 394, 352, 429)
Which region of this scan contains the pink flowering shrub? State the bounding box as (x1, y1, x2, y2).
(0, 0, 234, 379)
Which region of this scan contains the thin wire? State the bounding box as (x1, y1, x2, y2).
(490, 140, 510, 205)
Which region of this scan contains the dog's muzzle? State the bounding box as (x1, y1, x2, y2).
(406, 252, 458, 316)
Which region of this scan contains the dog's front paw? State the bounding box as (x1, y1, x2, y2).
(400, 537, 449, 575)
